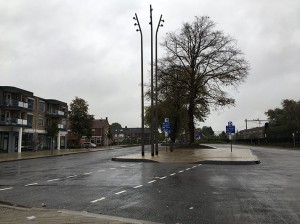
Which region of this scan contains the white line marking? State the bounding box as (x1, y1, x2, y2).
(25, 183, 38, 187)
(133, 185, 143, 189)
(90, 197, 106, 203)
(192, 166, 197, 168)
(186, 168, 191, 171)
(66, 175, 77, 179)
(110, 168, 116, 170)
(170, 173, 176, 176)
(148, 180, 156, 184)
(160, 176, 167, 180)
(115, 190, 126, 195)
(27, 216, 36, 220)
(84, 172, 92, 175)
(98, 170, 105, 172)
(138, 162, 142, 164)
(121, 166, 127, 168)
(198, 164, 202, 166)
(0, 187, 13, 191)
(47, 178, 60, 182)
(179, 170, 184, 173)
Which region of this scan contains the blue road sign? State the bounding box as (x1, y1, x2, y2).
(226, 125, 235, 134)
(162, 122, 171, 133)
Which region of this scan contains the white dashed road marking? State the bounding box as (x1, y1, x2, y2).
(186, 168, 191, 171)
(66, 175, 77, 178)
(47, 178, 60, 182)
(90, 197, 106, 203)
(148, 180, 156, 184)
(84, 172, 93, 175)
(110, 168, 116, 170)
(115, 190, 127, 195)
(133, 185, 143, 189)
(179, 170, 184, 173)
(170, 173, 176, 176)
(98, 170, 105, 172)
(160, 176, 167, 180)
(0, 187, 13, 191)
(25, 183, 38, 187)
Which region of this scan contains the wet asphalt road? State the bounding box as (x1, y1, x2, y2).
(0, 145, 299, 224)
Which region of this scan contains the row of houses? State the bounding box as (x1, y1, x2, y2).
(0, 86, 152, 153)
(0, 86, 111, 153)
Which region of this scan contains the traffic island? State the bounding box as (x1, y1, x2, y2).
(112, 146, 260, 165)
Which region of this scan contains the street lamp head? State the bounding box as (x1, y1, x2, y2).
(133, 17, 137, 20)
(134, 23, 138, 26)
(136, 29, 140, 32)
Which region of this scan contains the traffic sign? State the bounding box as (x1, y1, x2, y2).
(226, 125, 235, 134)
(228, 121, 233, 126)
(162, 121, 171, 133)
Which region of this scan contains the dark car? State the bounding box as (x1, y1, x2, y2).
(82, 142, 97, 148)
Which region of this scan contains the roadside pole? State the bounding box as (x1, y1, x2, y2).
(226, 121, 235, 153)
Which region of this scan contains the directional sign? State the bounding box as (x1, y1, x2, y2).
(226, 125, 235, 134)
(162, 122, 171, 133)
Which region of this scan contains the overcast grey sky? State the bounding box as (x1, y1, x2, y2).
(1, 0, 299, 132)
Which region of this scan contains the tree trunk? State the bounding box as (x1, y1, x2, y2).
(188, 103, 195, 144)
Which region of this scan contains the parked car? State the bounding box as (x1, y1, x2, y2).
(82, 142, 97, 148)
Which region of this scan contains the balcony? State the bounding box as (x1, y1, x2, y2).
(46, 110, 65, 117)
(0, 117, 32, 127)
(0, 99, 33, 111)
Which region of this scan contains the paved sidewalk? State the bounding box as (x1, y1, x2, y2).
(0, 203, 160, 224)
(112, 145, 260, 165)
(0, 146, 118, 163)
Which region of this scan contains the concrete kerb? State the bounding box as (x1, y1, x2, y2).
(0, 203, 161, 224)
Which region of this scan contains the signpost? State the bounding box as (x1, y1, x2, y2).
(162, 118, 171, 151)
(226, 121, 235, 152)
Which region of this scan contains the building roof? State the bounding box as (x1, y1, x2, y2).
(0, 86, 34, 97)
(93, 118, 109, 129)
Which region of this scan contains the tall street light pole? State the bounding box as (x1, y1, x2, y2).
(133, 13, 145, 156)
(155, 15, 164, 155)
(150, 5, 154, 156)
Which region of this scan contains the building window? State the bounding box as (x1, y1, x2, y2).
(92, 129, 95, 134)
(96, 137, 101, 144)
(39, 101, 45, 112)
(38, 116, 44, 126)
(91, 137, 95, 144)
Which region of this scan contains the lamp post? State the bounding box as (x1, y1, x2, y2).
(150, 5, 154, 156)
(133, 13, 145, 156)
(155, 15, 164, 155)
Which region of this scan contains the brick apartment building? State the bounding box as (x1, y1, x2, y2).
(0, 86, 68, 153)
(68, 118, 110, 147)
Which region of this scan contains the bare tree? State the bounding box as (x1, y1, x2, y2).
(159, 16, 249, 144)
